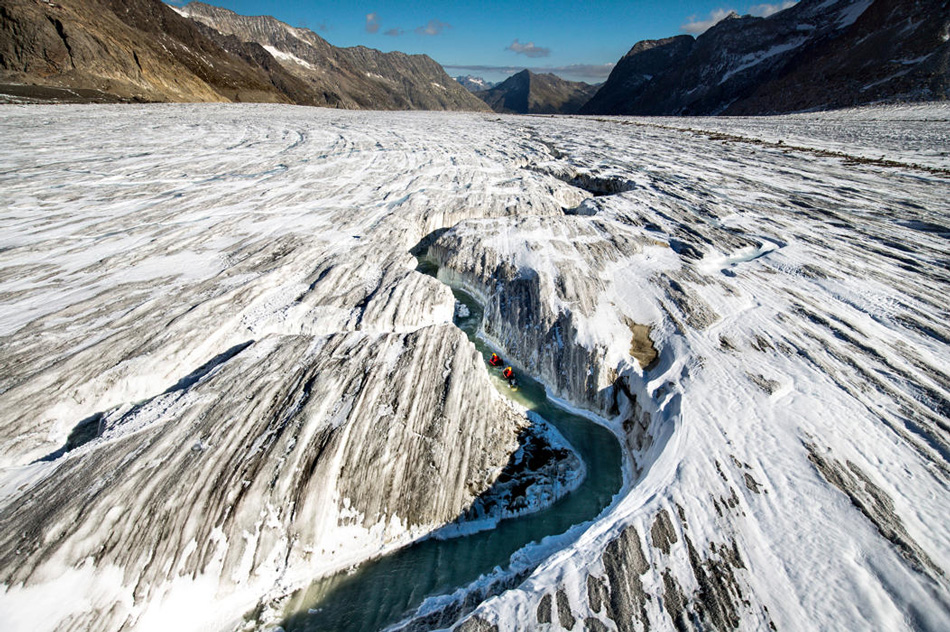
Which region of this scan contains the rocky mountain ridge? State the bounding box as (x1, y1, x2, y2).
(475, 69, 599, 115)
(0, 0, 288, 103)
(0, 0, 488, 110)
(583, 0, 950, 115)
(178, 2, 489, 111)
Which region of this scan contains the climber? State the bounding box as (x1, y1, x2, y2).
(503, 366, 518, 390)
(489, 353, 503, 367)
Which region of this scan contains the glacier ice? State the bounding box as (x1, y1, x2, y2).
(1, 102, 949, 632)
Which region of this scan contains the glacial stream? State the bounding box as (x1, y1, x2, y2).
(276, 260, 623, 632)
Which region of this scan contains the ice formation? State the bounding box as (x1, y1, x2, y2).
(0, 103, 948, 631)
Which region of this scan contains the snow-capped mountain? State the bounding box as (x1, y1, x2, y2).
(456, 75, 497, 92)
(583, 0, 950, 115)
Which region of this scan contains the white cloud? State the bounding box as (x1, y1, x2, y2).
(365, 12, 380, 34)
(506, 39, 551, 58)
(749, 1, 798, 17)
(384, 28, 404, 36)
(681, 8, 737, 35)
(681, 1, 798, 34)
(415, 19, 450, 36)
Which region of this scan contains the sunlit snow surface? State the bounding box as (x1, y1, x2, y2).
(0, 103, 948, 631)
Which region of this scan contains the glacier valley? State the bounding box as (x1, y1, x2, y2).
(0, 103, 948, 631)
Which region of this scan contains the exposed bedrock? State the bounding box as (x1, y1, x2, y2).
(0, 325, 526, 630)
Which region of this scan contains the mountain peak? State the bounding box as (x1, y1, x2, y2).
(455, 75, 496, 92)
(477, 69, 597, 114)
(0, 0, 489, 111)
(583, 0, 949, 115)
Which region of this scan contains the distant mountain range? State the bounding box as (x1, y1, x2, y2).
(179, 3, 488, 111)
(0, 0, 488, 111)
(582, 0, 950, 115)
(0, 0, 944, 114)
(475, 70, 599, 114)
(455, 75, 496, 92)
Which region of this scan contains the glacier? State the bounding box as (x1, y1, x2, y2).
(0, 102, 948, 631)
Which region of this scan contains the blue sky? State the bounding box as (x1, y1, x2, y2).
(173, 1, 797, 83)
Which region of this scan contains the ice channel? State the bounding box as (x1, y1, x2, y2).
(271, 258, 624, 632)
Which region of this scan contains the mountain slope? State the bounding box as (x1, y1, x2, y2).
(579, 36, 694, 115)
(0, 0, 490, 110)
(582, 0, 950, 115)
(0, 0, 290, 103)
(729, 0, 950, 113)
(178, 2, 490, 111)
(476, 69, 599, 114)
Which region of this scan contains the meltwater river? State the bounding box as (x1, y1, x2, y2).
(277, 261, 623, 631)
